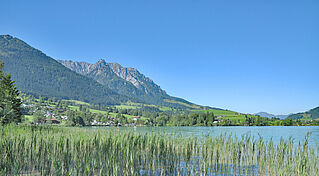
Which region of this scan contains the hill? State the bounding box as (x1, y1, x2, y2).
(0, 35, 132, 105)
(255, 112, 275, 118)
(255, 112, 289, 119)
(288, 106, 319, 120)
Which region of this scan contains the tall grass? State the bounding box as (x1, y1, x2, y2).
(0, 125, 318, 175)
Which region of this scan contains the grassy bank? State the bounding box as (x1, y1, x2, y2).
(0, 126, 318, 175)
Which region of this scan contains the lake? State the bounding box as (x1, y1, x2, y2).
(92, 126, 319, 147)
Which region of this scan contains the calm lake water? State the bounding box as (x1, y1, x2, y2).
(92, 126, 319, 147)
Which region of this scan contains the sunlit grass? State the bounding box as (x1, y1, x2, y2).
(67, 100, 90, 106)
(24, 115, 35, 122)
(191, 109, 238, 116)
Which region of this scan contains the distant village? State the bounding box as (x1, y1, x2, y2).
(21, 102, 143, 126)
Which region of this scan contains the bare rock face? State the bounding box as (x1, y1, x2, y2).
(106, 62, 165, 95)
(58, 59, 167, 102)
(59, 60, 92, 75)
(107, 63, 142, 88)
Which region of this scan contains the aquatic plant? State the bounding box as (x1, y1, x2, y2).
(0, 125, 318, 175)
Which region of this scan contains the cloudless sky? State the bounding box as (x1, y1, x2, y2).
(1, 0, 318, 114)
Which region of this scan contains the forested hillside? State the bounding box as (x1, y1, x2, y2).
(288, 106, 319, 120)
(0, 35, 132, 105)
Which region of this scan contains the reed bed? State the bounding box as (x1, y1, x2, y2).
(0, 125, 318, 175)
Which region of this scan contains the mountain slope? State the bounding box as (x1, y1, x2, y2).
(0, 35, 132, 105)
(255, 112, 275, 118)
(288, 106, 319, 120)
(58, 59, 200, 108)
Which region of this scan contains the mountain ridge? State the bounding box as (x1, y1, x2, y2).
(0, 34, 203, 109)
(59, 59, 166, 95)
(0, 35, 134, 105)
(58, 59, 199, 108)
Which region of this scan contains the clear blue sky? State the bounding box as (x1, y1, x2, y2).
(1, 0, 318, 114)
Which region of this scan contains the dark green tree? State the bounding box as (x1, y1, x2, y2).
(0, 60, 22, 125)
(283, 118, 293, 126)
(206, 112, 215, 126)
(33, 111, 45, 124)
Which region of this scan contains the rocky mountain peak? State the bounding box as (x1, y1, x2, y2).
(58, 59, 166, 96)
(97, 59, 106, 65)
(106, 62, 155, 91)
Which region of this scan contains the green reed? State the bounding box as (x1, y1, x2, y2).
(0, 125, 318, 175)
